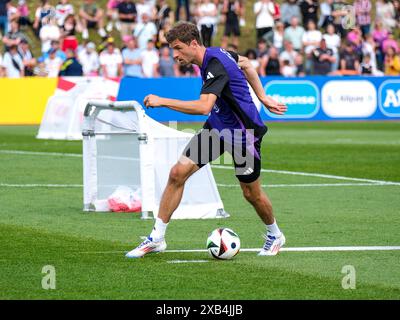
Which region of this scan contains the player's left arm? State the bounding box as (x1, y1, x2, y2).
(237, 55, 287, 115)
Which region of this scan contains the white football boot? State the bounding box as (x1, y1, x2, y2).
(125, 236, 167, 258)
(258, 233, 286, 256)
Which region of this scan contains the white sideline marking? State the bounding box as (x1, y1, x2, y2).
(82, 246, 400, 254)
(167, 260, 209, 264)
(217, 183, 398, 188)
(1, 182, 399, 189)
(0, 183, 82, 188)
(1, 149, 400, 186)
(212, 165, 400, 186)
(166, 246, 400, 253)
(0, 150, 82, 157)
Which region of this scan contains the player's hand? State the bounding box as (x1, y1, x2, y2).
(143, 94, 163, 108)
(262, 97, 287, 115)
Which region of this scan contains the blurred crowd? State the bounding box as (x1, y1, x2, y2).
(0, 0, 399, 78)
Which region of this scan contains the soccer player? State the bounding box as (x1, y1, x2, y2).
(126, 22, 287, 258)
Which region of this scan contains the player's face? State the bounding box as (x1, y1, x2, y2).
(170, 40, 196, 65)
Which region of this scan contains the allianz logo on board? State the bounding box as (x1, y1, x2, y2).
(378, 80, 400, 117)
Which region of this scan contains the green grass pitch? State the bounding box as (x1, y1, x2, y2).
(0, 122, 399, 300)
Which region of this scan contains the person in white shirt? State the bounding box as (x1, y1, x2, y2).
(44, 48, 63, 77)
(133, 12, 157, 49)
(2, 44, 24, 78)
(196, 0, 218, 47)
(140, 39, 159, 78)
(254, 0, 275, 41)
(302, 20, 322, 55)
(78, 41, 100, 76)
(55, 0, 74, 27)
(135, 0, 156, 23)
(302, 19, 321, 73)
(39, 17, 61, 54)
(99, 40, 123, 78)
(323, 23, 341, 71)
(279, 40, 299, 68)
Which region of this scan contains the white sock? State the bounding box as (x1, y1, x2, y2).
(266, 219, 282, 237)
(150, 217, 168, 242)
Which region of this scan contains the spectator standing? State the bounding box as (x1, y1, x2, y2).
(39, 18, 61, 54)
(331, 0, 347, 37)
(372, 19, 389, 70)
(156, 0, 174, 29)
(384, 46, 400, 76)
(7, 2, 20, 25)
(272, 0, 281, 21)
(118, 0, 137, 38)
(78, 41, 99, 76)
(0, 0, 10, 36)
(284, 16, 305, 51)
(140, 39, 159, 78)
(136, 0, 156, 23)
(134, 13, 158, 49)
(33, 0, 55, 38)
(394, 0, 400, 30)
(323, 23, 341, 71)
(300, 0, 319, 26)
(99, 39, 123, 78)
(260, 46, 281, 76)
(382, 32, 400, 54)
(280, 0, 302, 27)
(159, 45, 178, 77)
(157, 18, 172, 47)
(196, 0, 218, 47)
(2, 19, 27, 51)
(376, 0, 396, 32)
(354, 0, 371, 36)
(17, 0, 32, 29)
(59, 48, 83, 76)
(105, 0, 121, 32)
(221, 0, 241, 49)
(175, 0, 190, 22)
(55, 0, 74, 27)
(273, 20, 285, 52)
(2, 44, 24, 77)
(61, 14, 81, 52)
(122, 36, 143, 77)
(312, 38, 335, 75)
(318, 0, 334, 29)
(253, 0, 275, 42)
(18, 38, 36, 76)
(79, 0, 107, 40)
(302, 20, 322, 55)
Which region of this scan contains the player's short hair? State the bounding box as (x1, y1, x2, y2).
(166, 22, 202, 46)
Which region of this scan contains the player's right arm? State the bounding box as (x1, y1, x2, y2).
(143, 93, 217, 115)
(237, 54, 287, 115)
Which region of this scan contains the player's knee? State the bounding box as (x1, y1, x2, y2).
(242, 188, 261, 204)
(168, 164, 188, 186)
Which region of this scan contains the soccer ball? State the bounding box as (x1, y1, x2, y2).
(206, 228, 240, 260)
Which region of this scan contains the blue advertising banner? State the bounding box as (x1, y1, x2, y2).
(117, 76, 400, 122)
